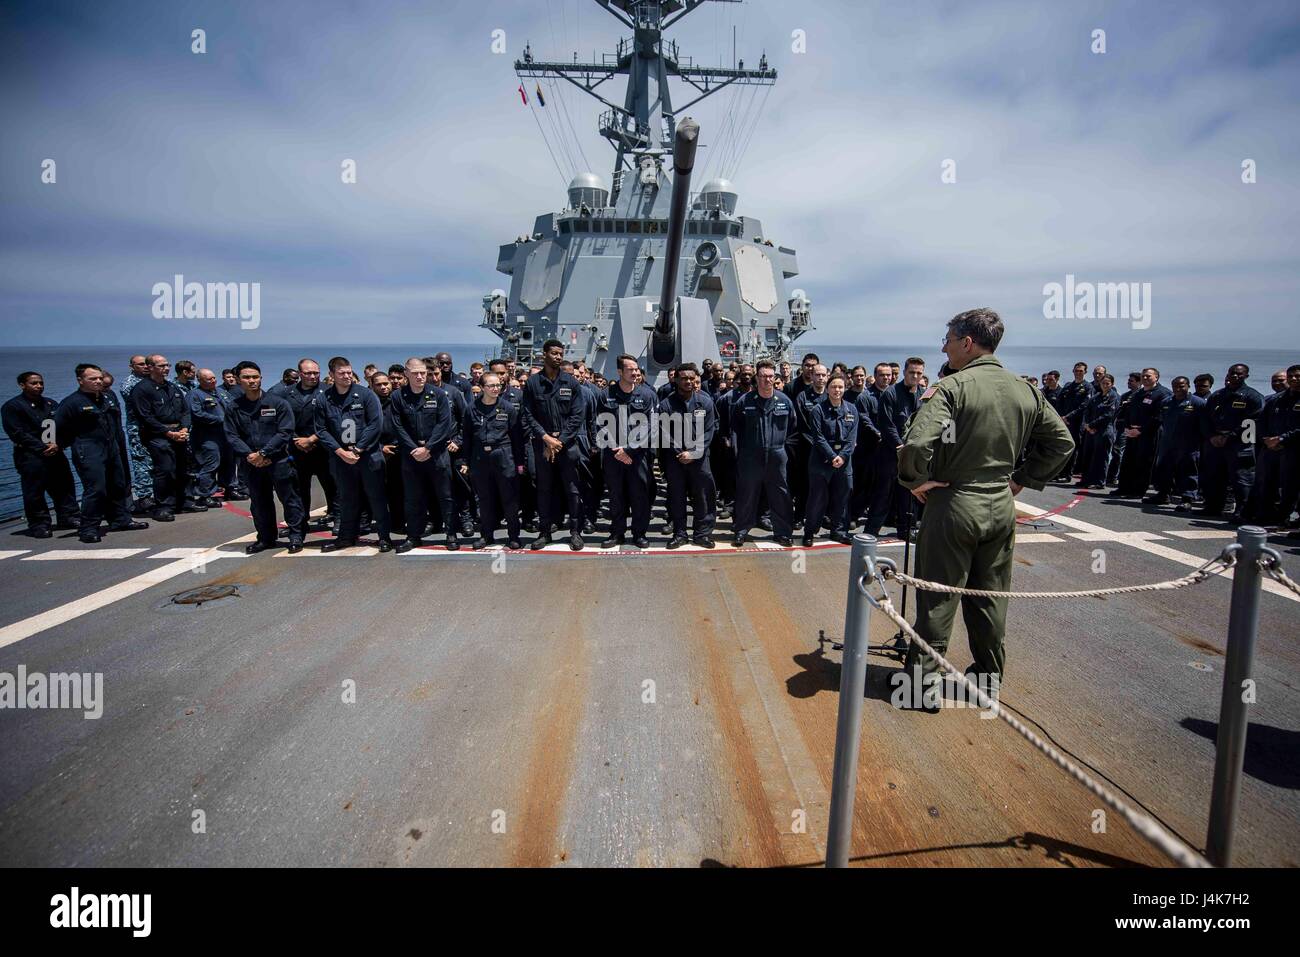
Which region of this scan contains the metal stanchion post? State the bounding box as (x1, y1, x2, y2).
(891, 494, 914, 655)
(827, 534, 877, 868)
(1206, 524, 1267, 867)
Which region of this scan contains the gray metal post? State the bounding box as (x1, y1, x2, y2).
(826, 534, 877, 868)
(1206, 524, 1267, 867)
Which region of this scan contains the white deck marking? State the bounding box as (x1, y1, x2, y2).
(1015, 533, 1065, 543)
(0, 550, 31, 560)
(277, 546, 379, 557)
(394, 539, 914, 557)
(1016, 502, 1298, 604)
(0, 538, 251, 649)
(1163, 529, 1240, 540)
(151, 547, 240, 559)
(22, 548, 148, 560)
(1065, 531, 1169, 542)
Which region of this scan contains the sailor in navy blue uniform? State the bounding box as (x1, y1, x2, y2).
(1112, 368, 1172, 498)
(866, 359, 924, 537)
(434, 352, 472, 398)
(521, 339, 588, 549)
(269, 360, 336, 535)
(370, 372, 405, 536)
(596, 354, 659, 548)
(804, 373, 870, 544)
(1056, 363, 1094, 479)
(462, 372, 525, 549)
(390, 358, 460, 553)
(791, 365, 829, 529)
(1106, 373, 1142, 486)
(186, 369, 228, 507)
(1075, 374, 1120, 489)
(658, 363, 717, 548)
(315, 357, 393, 552)
(573, 362, 603, 533)
(3, 371, 80, 537)
(730, 360, 796, 546)
(1246, 365, 1300, 525)
(1148, 376, 1205, 506)
(129, 354, 198, 519)
(1198, 364, 1265, 520)
(850, 366, 889, 529)
(714, 371, 752, 517)
(488, 359, 523, 404)
(223, 361, 304, 553)
(54, 364, 147, 543)
(656, 368, 677, 401)
(489, 359, 533, 530)
(431, 365, 475, 536)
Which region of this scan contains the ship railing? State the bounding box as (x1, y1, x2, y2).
(594, 298, 618, 324)
(827, 526, 1295, 869)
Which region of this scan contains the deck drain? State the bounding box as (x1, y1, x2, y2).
(171, 584, 240, 606)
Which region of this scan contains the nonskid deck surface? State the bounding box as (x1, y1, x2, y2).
(0, 487, 1296, 866)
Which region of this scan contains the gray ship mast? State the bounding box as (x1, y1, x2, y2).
(483, 0, 812, 374)
(516, 0, 775, 203)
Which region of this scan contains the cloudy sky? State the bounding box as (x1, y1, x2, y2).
(2, 0, 1297, 349)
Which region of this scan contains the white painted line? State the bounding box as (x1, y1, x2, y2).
(277, 546, 379, 557)
(1015, 502, 1298, 604)
(151, 547, 245, 559)
(1163, 530, 1239, 540)
(0, 537, 253, 649)
(1015, 533, 1065, 543)
(22, 548, 149, 561)
(0, 550, 31, 560)
(1065, 531, 1169, 542)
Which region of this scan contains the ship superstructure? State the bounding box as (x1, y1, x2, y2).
(481, 0, 811, 375)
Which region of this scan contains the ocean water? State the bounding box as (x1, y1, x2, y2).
(1, 342, 1295, 520)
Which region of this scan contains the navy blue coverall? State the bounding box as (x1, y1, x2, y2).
(3, 392, 80, 532)
(659, 389, 718, 540)
(55, 388, 134, 534)
(731, 389, 796, 539)
(521, 371, 588, 538)
(224, 390, 304, 547)
(389, 384, 459, 544)
(315, 383, 391, 543)
(462, 396, 524, 543)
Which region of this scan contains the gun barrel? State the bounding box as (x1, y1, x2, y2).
(654, 117, 700, 343)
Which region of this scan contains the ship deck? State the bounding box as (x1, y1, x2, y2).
(0, 485, 1297, 867)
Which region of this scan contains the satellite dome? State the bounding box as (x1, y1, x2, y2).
(568, 172, 607, 192)
(699, 177, 736, 195)
(697, 178, 738, 215)
(567, 172, 610, 211)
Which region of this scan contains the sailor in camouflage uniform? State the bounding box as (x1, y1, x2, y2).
(119, 354, 154, 510)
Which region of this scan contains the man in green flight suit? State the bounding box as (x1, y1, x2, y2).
(896, 308, 1074, 711)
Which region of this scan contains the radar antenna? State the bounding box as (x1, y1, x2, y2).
(515, 0, 775, 200)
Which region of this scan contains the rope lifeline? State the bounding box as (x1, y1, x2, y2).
(864, 582, 1212, 869)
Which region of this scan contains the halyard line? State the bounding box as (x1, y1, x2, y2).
(1015, 502, 1298, 604)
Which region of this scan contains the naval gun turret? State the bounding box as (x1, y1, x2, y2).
(584, 118, 721, 386)
(482, 0, 812, 378)
(648, 118, 709, 370)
